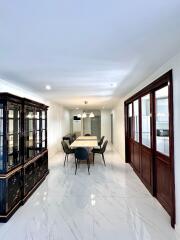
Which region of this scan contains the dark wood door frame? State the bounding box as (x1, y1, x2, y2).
(124, 70, 175, 227)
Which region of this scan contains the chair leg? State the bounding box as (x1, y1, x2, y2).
(93, 153, 95, 165)
(87, 159, 90, 175)
(64, 154, 67, 166)
(102, 153, 106, 166)
(67, 154, 69, 162)
(75, 158, 78, 175)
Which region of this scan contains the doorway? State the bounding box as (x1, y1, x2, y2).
(91, 116, 101, 140)
(111, 114, 113, 144)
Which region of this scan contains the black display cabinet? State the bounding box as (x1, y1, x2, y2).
(0, 93, 49, 222)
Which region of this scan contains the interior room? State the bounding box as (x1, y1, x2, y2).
(0, 1, 180, 239)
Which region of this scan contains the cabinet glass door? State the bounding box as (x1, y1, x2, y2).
(41, 110, 47, 150)
(7, 104, 21, 170)
(25, 107, 35, 160)
(35, 109, 41, 154)
(0, 104, 3, 171)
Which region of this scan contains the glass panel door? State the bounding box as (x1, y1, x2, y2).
(155, 86, 169, 156)
(133, 100, 139, 142)
(128, 103, 133, 139)
(7, 104, 21, 169)
(141, 94, 151, 147)
(0, 104, 3, 170)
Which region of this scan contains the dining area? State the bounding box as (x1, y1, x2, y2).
(61, 135, 108, 175)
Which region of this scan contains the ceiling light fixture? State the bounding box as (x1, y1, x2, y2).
(76, 101, 95, 119)
(89, 112, 95, 118)
(82, 112, 87, 118)
(110, 83, 117, 88)
(45, 85, 52, 90)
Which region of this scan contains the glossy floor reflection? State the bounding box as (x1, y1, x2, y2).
(0, 150, 179, 240)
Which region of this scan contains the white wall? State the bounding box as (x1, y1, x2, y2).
(112, 101, 125, 160)
(48, 104, 70, 157)
(83, 118, 91, 135)
(101, 110, 111, 142)
(112, 51, 180, 234)
(70, 109, 83, 135)
(0, 78, 70, 158)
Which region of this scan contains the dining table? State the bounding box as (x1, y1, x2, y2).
(70, 136, 98, 148)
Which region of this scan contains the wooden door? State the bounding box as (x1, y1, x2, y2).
(154, 84, 174, 224)
(140, 93, 153, 193)
(124, 71, 175, 227)
(125, 103, 133, 164)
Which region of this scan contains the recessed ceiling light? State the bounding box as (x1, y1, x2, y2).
(110, 83, 117, 87)
(45, 85, 51, 90)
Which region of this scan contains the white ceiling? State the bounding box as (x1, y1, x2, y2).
(0, 0, 180, 109)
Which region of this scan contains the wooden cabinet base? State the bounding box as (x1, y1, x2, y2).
(0, 169, 49, 222)
(22, 170, 49, 204)
(0, 201, 22, 223)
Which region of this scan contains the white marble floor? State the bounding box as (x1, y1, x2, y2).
(0, 150, 179, 240)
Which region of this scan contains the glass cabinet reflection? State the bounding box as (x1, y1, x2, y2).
(25, 106, 35, 161)
(0, 100, 22, 173)
(35, 109, 41, 154)
(41, 110, 47, 150)
(0, 97, 48, 170)
(7, 104, 21, 170)
(24, 106, 47, 162)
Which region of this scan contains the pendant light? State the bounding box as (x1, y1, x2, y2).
(89, 112, 95, 118)
(82, 112, 87, 118)
(76, 101, 95, 118)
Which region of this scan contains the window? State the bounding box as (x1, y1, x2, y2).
(155, 86, 169, 156)
(133, 100, 139, 142)
(141, 94, 151, 147)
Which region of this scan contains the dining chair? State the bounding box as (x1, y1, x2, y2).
(75, 147, 90, 175)
(92, 140, 108, 166)
(98, 136, 105, 148)
(72, 133, 77, 141)
(61, 140, 75, 166)
(84, 133, 91, 136)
